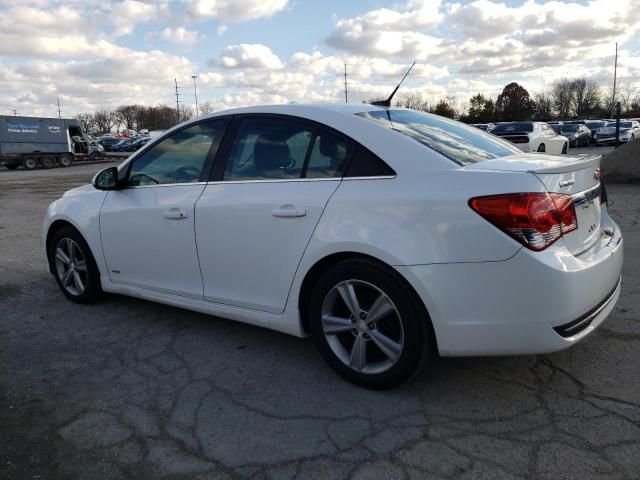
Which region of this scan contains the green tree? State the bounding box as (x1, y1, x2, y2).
(495, 82, 535, 121)
(432, 96, 457, 118)
(467, 93, 495, 123)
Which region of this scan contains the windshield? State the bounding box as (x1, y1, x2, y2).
(605, 122, 632, 128)
(560, 125, 579, 132)
(585, 121, 604, 128)
(356, 109, 521, 165)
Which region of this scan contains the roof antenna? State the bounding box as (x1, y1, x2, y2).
(371, 61, 416, 107)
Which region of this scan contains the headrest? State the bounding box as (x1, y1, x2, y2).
(254, 133, 292, 172)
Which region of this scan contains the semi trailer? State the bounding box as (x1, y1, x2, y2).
(0, 115, 103, 170)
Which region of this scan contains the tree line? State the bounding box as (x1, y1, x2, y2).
(394, 78, 640, 123)
(76, 101, 215, 136)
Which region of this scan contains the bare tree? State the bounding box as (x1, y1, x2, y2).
(199, 101, 215, 115)
(396, 93, 429, 111)
(551, 79, 573, 118)
(572, 78, 601, 117)
(533, 91, 553, 119)
(93, 110, 119, 134)
(179, 106, 194, 123)
(618, 83, 637, 114)
(76, 113, 96, 135)
(117, 105, 141, 130)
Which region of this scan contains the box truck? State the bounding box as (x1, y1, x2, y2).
(0, 115, 104, 170)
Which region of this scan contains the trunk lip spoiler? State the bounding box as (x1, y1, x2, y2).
(528, 155, 601, 174)
(462, 153, 602, 175)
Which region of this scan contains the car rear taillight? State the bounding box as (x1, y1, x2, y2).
(469, 192, 578, 251)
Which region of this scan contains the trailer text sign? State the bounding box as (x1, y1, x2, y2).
(7, 123, 39, 134)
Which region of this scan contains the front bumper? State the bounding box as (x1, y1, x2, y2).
(396, 223, 623, 356)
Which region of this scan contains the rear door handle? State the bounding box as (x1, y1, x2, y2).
(272, 205, 306, 218)
(163, 207, 188, 220)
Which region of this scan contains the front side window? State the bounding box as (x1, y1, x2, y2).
(128, 120, 226, 186)
(357, 110, 522, 166)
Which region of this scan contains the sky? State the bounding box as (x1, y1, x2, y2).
(1, 0, 639, 118)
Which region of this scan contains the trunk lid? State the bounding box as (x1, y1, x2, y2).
(465, 153, 603, 255)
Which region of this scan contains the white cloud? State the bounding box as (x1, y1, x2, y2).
(219, 44, 284, 69)
(326, 0, 444, 58)
(185, 0, 288, 22)
(160, 27, 201, 45)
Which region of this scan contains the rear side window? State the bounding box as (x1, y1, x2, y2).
(304, 131, 352, 178)
(345, 146, 395, 177)
(223, 117, 313, 180)
(357, 110, 521, 165)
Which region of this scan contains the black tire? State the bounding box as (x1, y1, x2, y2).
(58, 154, 73, 167)
(23, 157, 38, 170)
(40, 155, 56, 169)
(5, 164, 19, 170)
(49, 226, 102, 304)
(537, 144, 546, 153)
(309, 259, 434, 389)
(562, 143, 568, 154)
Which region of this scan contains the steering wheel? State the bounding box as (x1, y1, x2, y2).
(173, 165, 201, 183)
(129, 172, 159, 185)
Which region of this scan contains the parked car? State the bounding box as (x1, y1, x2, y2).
(491, 122, 569, 154)
(558, 124, 592, 147)
(594, 121, 640, 146)
(112, 138, 139, 152)
(471, 123, 495, 132)
(584, 120, 606, 142)
(43, 104, 622, 389)
(98, 137, 122, 152)
(124, 137, 151, 152)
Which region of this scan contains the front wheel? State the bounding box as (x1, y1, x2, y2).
(537, 143, 546, 153)
(50, 226, 101, 303)
(23, 157, 38, 170)
(58, 154, 73, 167)
(309, 259, 434, 389)
(562, 143, 568, 154)
(5, 163, 19, 170)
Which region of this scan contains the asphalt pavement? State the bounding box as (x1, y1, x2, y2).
(1, 161, 638, 479)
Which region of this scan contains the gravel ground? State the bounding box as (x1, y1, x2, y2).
(1, 161, 639, 480)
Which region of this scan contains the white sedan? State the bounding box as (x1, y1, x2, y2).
(43, 105, 623, 389)
(491, 121, 569, 154)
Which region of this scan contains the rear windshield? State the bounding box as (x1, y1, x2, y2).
(560, 125, 579, 132)
(491, 122, 534, 133)
(585, 121, 604, 128)
(356, 110, 521, 165)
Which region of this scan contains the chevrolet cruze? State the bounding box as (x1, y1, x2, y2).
(43, 104, 623, 388)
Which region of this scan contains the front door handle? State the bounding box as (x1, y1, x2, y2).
(163, 207, 188, 220)
(272, 205, 306, 218)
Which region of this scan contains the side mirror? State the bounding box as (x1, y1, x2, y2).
(93, 167, 120, 190)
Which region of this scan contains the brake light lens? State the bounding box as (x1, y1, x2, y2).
(469, 192, 578, 251)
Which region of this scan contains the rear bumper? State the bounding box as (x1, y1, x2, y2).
(396, 223, 623, 356)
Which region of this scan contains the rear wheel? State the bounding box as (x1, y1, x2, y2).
(537, 144, 546, 153)
(50, 226, 101, 303)
(58, 154, 73, 167)
(5, 163, 18, 170)
(23, 157, 38, 170)
(40, 155, 56, 169)
(309, 259, 434, 389)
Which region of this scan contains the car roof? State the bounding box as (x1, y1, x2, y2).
(200, 103, 387, 118)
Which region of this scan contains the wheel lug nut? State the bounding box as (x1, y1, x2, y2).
(367, 323, 374, 329)
(363, 333, 370, 339)
(360, 313, 366, 319)
(352, 328, 358, 335)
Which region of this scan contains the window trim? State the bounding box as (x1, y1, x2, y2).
(207, 113, 394, 183)
(122, 116, 232, 189)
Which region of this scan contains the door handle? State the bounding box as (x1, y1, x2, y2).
(163, 207, 188, 220)
(272, 205, 306, 218)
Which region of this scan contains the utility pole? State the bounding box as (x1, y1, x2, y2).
(344, 64, 348, 103)
(174, 78, 181, 123)
(192, 75, 199, 117)
(611, 42, 618, 117)
(11, 109, 18, 116)
(57, 97, 61, 119)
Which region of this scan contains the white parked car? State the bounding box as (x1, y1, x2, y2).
(492, 122, 569, 154)
(43, 105, 623, 389)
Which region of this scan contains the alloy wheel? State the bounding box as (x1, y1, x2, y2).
(54, 237, 88, 296)
(321, 279, 404, 375)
